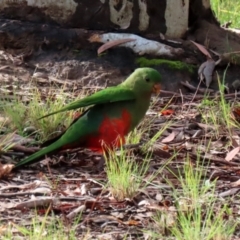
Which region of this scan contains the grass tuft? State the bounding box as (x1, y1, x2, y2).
(151, 154, 236, 240)
(105, 147, 150, 200)
(2, 87, 75, 142)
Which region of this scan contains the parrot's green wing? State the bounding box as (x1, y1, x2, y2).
(38, 86, 135, 120)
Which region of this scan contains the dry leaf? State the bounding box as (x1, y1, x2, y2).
(66, 205, 86, 219)
(229, 131, 240, 147)
(232, 106, 240, 122)
(225, 146, 240, 161)
(123, 219, 140, 226)
(190, 40, 212, 58)
(97, 39, 135, 55)
(161, 132, 175, 143)
(230, 179, 240, 187)
(156, 193, 163, 201)
(0, 224, 8, 235)
(197, 122, 215, 131)
(0, 163, 14, 178)
(198, 59, 216, 87)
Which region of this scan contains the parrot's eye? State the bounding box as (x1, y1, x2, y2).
(145, 78, 150, 82)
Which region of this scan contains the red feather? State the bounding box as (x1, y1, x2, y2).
(62, 109, 132, 152)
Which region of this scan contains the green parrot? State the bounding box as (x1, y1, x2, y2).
(14, 68, 161, 168)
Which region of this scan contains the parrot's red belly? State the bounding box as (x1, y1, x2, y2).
(85, 109, 132, 152)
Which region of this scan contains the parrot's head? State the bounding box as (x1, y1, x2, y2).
(122, 68, 162, 96)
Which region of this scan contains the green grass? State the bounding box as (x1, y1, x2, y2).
(1, 87, 76, 142)
(105, 147, 151, 200)
(2, 216, 78, 240)
(211, 0, 240, 27)
(170, 159, 235, 240)
(0, 121, 16, 155)
(198, 70, 239, 138)
(150, 156, 236, 240)
(105, 107, 171, 201)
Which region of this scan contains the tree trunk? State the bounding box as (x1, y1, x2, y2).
(0, 0, 239, 92)
(0, 0, 220, 35)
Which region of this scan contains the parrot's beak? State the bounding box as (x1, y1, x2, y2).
(152, 83, 161, 94)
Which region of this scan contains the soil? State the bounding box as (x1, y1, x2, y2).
(0, 45, 240, 239)
(0, 12, 240, 238)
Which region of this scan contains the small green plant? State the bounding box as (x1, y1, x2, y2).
(27, 88, 74, 141)
(105, 113, 172, 200)
(2, 99, 27, 133)
(0, 133, 17, 155)
(170, 203, 235, 240)
(172, 156, 211, 208)
(217, 70, 233, 129)
(2, 87, 75, 142)
(105, 147, 150, 200)
(200, 98, 214, 107)
(199, 71, 235, 134)
(0, 121, 17, 155)
(2, 207, 82, 240)
(163, 155, 236, 240)
(148, 151, 236, 239)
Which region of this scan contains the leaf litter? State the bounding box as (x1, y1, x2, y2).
(0, 52, 240, 239)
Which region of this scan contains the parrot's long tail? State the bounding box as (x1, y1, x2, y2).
(14, 139, 64, 169)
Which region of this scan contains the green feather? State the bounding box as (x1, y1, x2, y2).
(38, 87, 135, 119)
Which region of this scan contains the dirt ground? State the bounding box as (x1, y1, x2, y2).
(1, 46, 240, 239)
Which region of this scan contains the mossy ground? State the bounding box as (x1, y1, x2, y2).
(136, 57, 196, 74)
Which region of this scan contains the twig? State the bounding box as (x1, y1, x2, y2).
(10, 145, 40, 153)
(180, 81, 214, 94)
(15, 197, 57, 209)
(66, 204, 86, 219)
(190, 152, 239, 166)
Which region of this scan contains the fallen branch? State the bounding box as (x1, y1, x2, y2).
(180, 81, 214, 93)
(89, 33, 184, 57)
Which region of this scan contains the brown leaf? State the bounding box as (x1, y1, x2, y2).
(0, 224, 8, 235)
(123, 219, 140, 226)
(198, 59, 216, 87)
(225, 146, 240, 161)
(88, 34, 101, 43)
(190, 40, 212, 59)
(232, 106, 240, 123)
(161, 132, 175, 143)
(230, 179, 240, 187)
(197, 122, 215, 131)
(0, 163, 14, 179)
(97, 39, 135, 54)
(229, 131, 240, 147)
